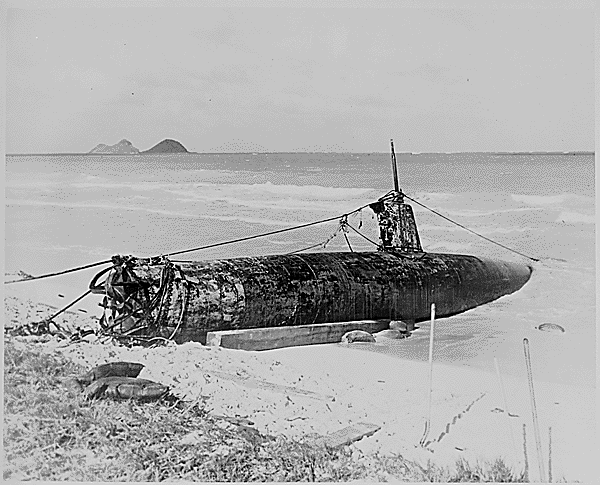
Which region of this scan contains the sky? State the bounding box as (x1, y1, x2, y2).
(5, 4, 595, 153)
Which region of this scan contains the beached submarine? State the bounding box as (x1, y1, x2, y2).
(89, 142, 533, 344)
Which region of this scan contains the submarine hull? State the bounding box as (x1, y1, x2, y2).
(93, 251, 532, 344)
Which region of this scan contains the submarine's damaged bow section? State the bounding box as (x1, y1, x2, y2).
(90, 252, 532, 344)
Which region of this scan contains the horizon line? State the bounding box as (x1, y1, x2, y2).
(6, 150, 595, 156)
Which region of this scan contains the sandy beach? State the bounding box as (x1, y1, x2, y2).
(4, 277, 595, 483)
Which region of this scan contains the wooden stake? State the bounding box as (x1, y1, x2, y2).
(523, 338, 546, 482)
(420, 303, 435, 447)
(548, 426, 552, 483)
(522, 424, 529, 482)
(494, 357, 518, 463)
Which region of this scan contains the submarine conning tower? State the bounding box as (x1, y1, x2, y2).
(370, 139, 423, 253)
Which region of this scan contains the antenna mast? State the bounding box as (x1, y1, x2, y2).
(390, 139, 400, 193)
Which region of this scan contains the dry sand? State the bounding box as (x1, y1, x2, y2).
(3, 278, 596, 483)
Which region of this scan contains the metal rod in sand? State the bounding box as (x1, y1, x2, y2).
(494, 357, 518, 464)
(523, 337, 546, 482)
(420, 303, 436, 447)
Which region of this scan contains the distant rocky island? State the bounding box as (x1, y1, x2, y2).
(89, 139, 140, 154)
(88, 138, 189, 155)
(142, 139, 189, 154)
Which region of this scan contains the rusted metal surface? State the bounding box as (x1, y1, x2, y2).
(370, 194, 422, 252)
(91, 252, 532, 344)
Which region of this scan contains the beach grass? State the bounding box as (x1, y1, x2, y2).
(4, 336, 529, 482)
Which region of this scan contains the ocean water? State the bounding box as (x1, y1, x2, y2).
(4, 153, 595, 387)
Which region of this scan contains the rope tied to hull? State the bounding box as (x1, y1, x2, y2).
(5, 260, 113, 284)
(97, 259, 170, 337)
(5, 188, 540, 289)
(345, 221, 381, 250)
(8, 289, 93, 338)
(285, 218, 346, 255)
(3, 195, 395, 285)
(339, 216, 354, 252)
(403, 193, 540, 262)
(95, 258, 193, 344)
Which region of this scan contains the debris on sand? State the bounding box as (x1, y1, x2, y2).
(72, 362, 169, 401)
(341, 330, 376, 344)
(536, 323, 565, 334)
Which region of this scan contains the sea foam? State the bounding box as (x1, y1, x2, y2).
(555, 211, 595, 224)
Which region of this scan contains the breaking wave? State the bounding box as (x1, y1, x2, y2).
(512, 193, 594, 206)
(4, 199, 294, 227)
(71, 180, 376, 200)
(556, 211, 595, 224)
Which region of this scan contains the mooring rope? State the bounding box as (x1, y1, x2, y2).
(285, 221, 345, 255)
(163, 198, 384, 259)
(403, 194, 540, 262)
(345, 222, 381, 249)
(3, 198, 386, 284)
(5, 187, 541, 288)
(11, 289, 94, 337)
(4, 260, 113, 284)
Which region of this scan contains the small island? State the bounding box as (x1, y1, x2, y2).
(87, 138, 190, 155)
(88, 139, 140, 154)
(142, 139, 189, 154)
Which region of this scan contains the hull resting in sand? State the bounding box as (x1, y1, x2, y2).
(90, 251, 532, 344)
